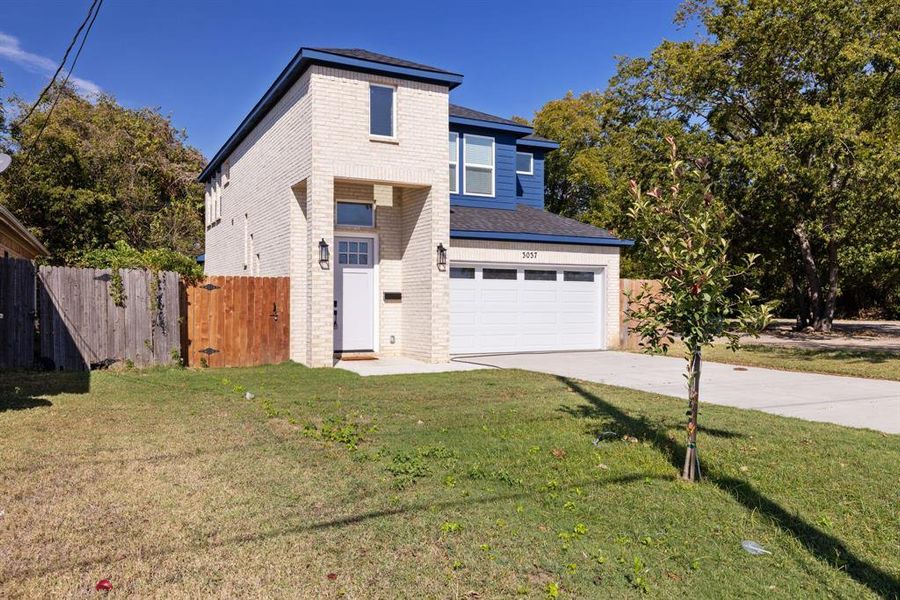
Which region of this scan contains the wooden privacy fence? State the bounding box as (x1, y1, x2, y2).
(184, 275, 290, 368)
(0, 258, 36, 369)
(619, 278, 662, 350)
(38, 265, 181, 370)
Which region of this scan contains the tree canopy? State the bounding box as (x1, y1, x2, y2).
(0, 82, 206, 262)
(533, 0, 900, 325)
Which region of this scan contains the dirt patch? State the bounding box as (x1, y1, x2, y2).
(742, 319, 900, 353)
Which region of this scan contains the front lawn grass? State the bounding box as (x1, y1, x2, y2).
(643, 341, 900, 381)
(1, 364, 897, 598)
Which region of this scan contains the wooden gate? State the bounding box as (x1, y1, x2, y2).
(184, 276, 290, 367)
(0, 258, 36, 369)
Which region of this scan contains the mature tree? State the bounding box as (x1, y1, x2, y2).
(612, 0, 900, 330)
(0, 84, 206, 260)
(628, 139, 772, 481)
(531, 90, 716, 277)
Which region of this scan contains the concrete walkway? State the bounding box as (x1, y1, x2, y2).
(452, 351, 900, 434)
(336, 356, 486, 377)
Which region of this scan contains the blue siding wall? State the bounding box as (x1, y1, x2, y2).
(449, 124, 544, 210)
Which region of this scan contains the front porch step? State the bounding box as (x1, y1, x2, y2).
(334, 352, 378, 361)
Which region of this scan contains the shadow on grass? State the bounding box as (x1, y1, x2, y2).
(557, 375, 900, 598)
(12, 473, 661, 579)
(0, 370, 89, 412)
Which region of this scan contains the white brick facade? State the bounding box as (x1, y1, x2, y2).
(202, 55, 623, 366)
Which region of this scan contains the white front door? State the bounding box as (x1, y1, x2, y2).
(334, 237, 375, 352)
(450, 265, 604, 354)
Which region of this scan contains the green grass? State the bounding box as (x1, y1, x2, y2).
(1, 365, 898, 598)
(642, 342, 900, 381)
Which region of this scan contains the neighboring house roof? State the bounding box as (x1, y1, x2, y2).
(450, 204, 633, 247)
(0, 204, 49, 258)
(199, 47, 464, 182)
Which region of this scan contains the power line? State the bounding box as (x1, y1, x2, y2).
(17, 0, 101, 128)
(21, 0, 103, 162)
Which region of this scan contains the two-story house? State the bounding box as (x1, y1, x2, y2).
(199, 48, 631, 367)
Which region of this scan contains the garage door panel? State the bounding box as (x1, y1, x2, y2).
(451, 264, 604, 354)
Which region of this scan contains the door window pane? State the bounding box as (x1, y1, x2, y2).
(483, 268, 517, 280)
(449, 267, 475, 279)
(563, 271, 595, 282)
(524, 269, 556, 281)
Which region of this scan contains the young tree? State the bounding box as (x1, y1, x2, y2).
(627, 138, 773, 481)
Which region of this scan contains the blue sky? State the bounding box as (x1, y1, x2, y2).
(1, 0, 689, 160)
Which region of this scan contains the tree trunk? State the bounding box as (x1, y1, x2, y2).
(791, 274, 810, 330)
(681, 349, 702, 482)
(821, 240, 840, 333)
(794, 222, 824, 330)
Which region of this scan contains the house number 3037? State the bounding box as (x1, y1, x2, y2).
(521, 251, 538, 259)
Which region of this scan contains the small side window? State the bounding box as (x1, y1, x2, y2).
(516, 152, 533, 175)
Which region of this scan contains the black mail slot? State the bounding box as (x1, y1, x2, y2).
(384, 292, 402, 301)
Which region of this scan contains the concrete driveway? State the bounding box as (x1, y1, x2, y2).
(452, 351, 900, 434)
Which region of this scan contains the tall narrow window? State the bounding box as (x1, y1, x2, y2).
(205, 185, 212, 226)
(448, 132, 459, 194)
(369, 84, 395, 137)
(463, 134, 494, 196)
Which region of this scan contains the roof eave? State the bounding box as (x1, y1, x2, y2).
(516, 138, 560, 150)
(450, 229, 634, 247)
(448, 116, 533, 135)
(0, 205, 50, 256)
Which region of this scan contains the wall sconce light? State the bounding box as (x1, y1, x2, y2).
(436, 242, 447, 268)
(319, 238, 329, 266)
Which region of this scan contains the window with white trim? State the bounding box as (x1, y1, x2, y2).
(463, 134, 494, 196)
(516, 152, 533, 175)
(448, 132, 459, 194)
(369, 84, 395, 138)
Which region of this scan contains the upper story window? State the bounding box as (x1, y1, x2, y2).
(336, 201, 374, 227)
(463, 134, 494, 197)
(516, 152, 533, 175)
(448, 132, 459, 194)
(369, 84, 395, 138)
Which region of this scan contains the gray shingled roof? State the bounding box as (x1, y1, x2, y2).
(519, 133, 556, 144)
(449, 104, 526, 127)
(450, 205, 617, 239)
(311, 48, 460, 75)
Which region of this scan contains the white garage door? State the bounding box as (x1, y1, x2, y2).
(450, 264, 604, 354)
